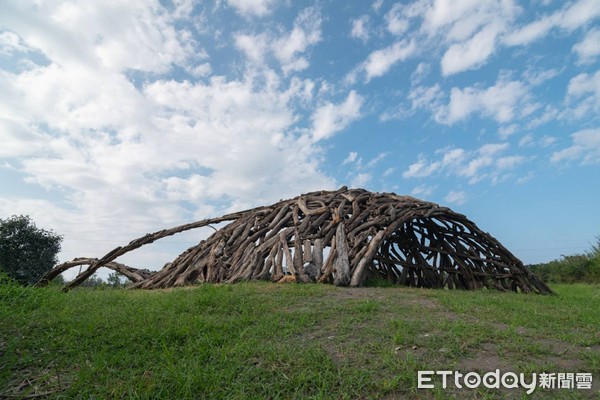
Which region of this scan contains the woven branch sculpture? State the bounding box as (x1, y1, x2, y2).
(38, 187, 553, 294)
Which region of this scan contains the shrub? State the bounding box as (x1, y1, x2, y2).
(528, 236, 600, 284)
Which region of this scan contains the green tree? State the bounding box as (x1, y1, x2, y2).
(584, 236, 600, 283)
(107, 272, 126, 287)
(80, 273, 105, 288)
(0, 215, 62, 285)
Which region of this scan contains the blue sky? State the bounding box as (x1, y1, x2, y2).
(1, 0, 599, 276)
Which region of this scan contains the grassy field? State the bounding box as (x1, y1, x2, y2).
(1, 280, 598, 399)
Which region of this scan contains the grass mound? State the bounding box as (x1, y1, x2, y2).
(1, 282, 598, 398)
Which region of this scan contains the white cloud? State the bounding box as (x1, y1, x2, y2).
(367, 152, 388, 167)
(402, 143, 525, 185)
(351, 15, 370, 42)
(458, 156, 494, 182)
(311, 90, 363, 141)
(522, 67, 561, 86)
(0, 31, 30, 55)
(402, 156, 440, 178)
(551, 128, 600, 165)
(362, 40, 416, 81)
(234, 33, 268, 63)
(351, 173, 371, 188)
(567, 70, 600, 98)
(516, 171, 534, 185)
(378, 83, 443, 121)
(422, 0, 516, 40)
(444, 190, 467, 205)
(234, 7, 322, 75)
(496, 155, 526, 169)
(411, 62, 430, 85)
(560, 0, 600, 30)
(504, 0, 600, 46)
(527, 105, 560, 129)
(566, 69, 600, 118)
(391, 73, 538, 127)
(518, 134, 534, 147)
(441, 22, 503, 76)
(409, 84, 444, 112)
(186, 62, 212, 77)
(573, 28, 600, 64)
(410, 184, 436, 198)
(0, 1, 195, 74)
(350, 0, 520, 79)
(440, 148, 468, 168)
(0, 117, 50, 158)
(402, 147, 467, 179)
(273, 7, 322, 75)
(421, 0, 518, 75)
(342, 152, 388, 189)
(383, 167, 396, 177)
(170, 0, 195, 19)
(226, 0, 275, 17)
(378, 0, 597, 77)
(457, 144, 516, 184)
(479, 143, 509, 156)
(519, 134, 557, 148)
(498, 124, 519, 139)
(385, 3, 410, 35)
(372, 0, 384, 13)
(435, 76, 532, 124)
(540, 135, 557, 147)
(342, 151, 358, 165)
(503, 15, 557, 46)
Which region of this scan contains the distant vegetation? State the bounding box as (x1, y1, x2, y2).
(0, 215, 62, 285)
(527, 237, 600, 284)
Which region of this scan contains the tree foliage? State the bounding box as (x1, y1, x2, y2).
(79, 274, 105, 288)
(107, 272, 127, 288)
(528, 236, 600, 284)
(0, 215, 62, 285)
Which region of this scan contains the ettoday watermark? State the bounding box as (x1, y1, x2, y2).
(418, 370, 593, 394)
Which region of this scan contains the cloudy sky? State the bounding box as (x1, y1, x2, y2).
(1, 0, 599, 276)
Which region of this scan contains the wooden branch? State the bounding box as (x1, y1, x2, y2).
(350, 230, 386, 287)
(36, 257, 152, 287)
(333, 223, 351, 286)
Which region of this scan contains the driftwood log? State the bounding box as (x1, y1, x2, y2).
(37, 187, 553, 294)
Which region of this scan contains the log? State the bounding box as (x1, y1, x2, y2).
(350, 230, 386, 286)
(333, 223, 351, 286)
(280, 231, 295, 275)
(319, 235, 337, 283)
(313, 238, 323, 279)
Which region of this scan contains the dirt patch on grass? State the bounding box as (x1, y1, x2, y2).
(524, 338, 597, 374)
(536, 338, 578, 356)
(268, 285, 598, 398)
(323, 287, 437, 305)
(293, 288, 458, 372)
(458, 342, 513, 372)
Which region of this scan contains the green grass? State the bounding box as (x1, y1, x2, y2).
(1, 282, 598, 399)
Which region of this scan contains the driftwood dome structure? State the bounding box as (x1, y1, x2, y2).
(38, 187, 552, 294)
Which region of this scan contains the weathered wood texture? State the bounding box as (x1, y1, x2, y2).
(37, 187, 553, 294)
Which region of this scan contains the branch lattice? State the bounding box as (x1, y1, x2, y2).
(38, 187, 553, 294)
